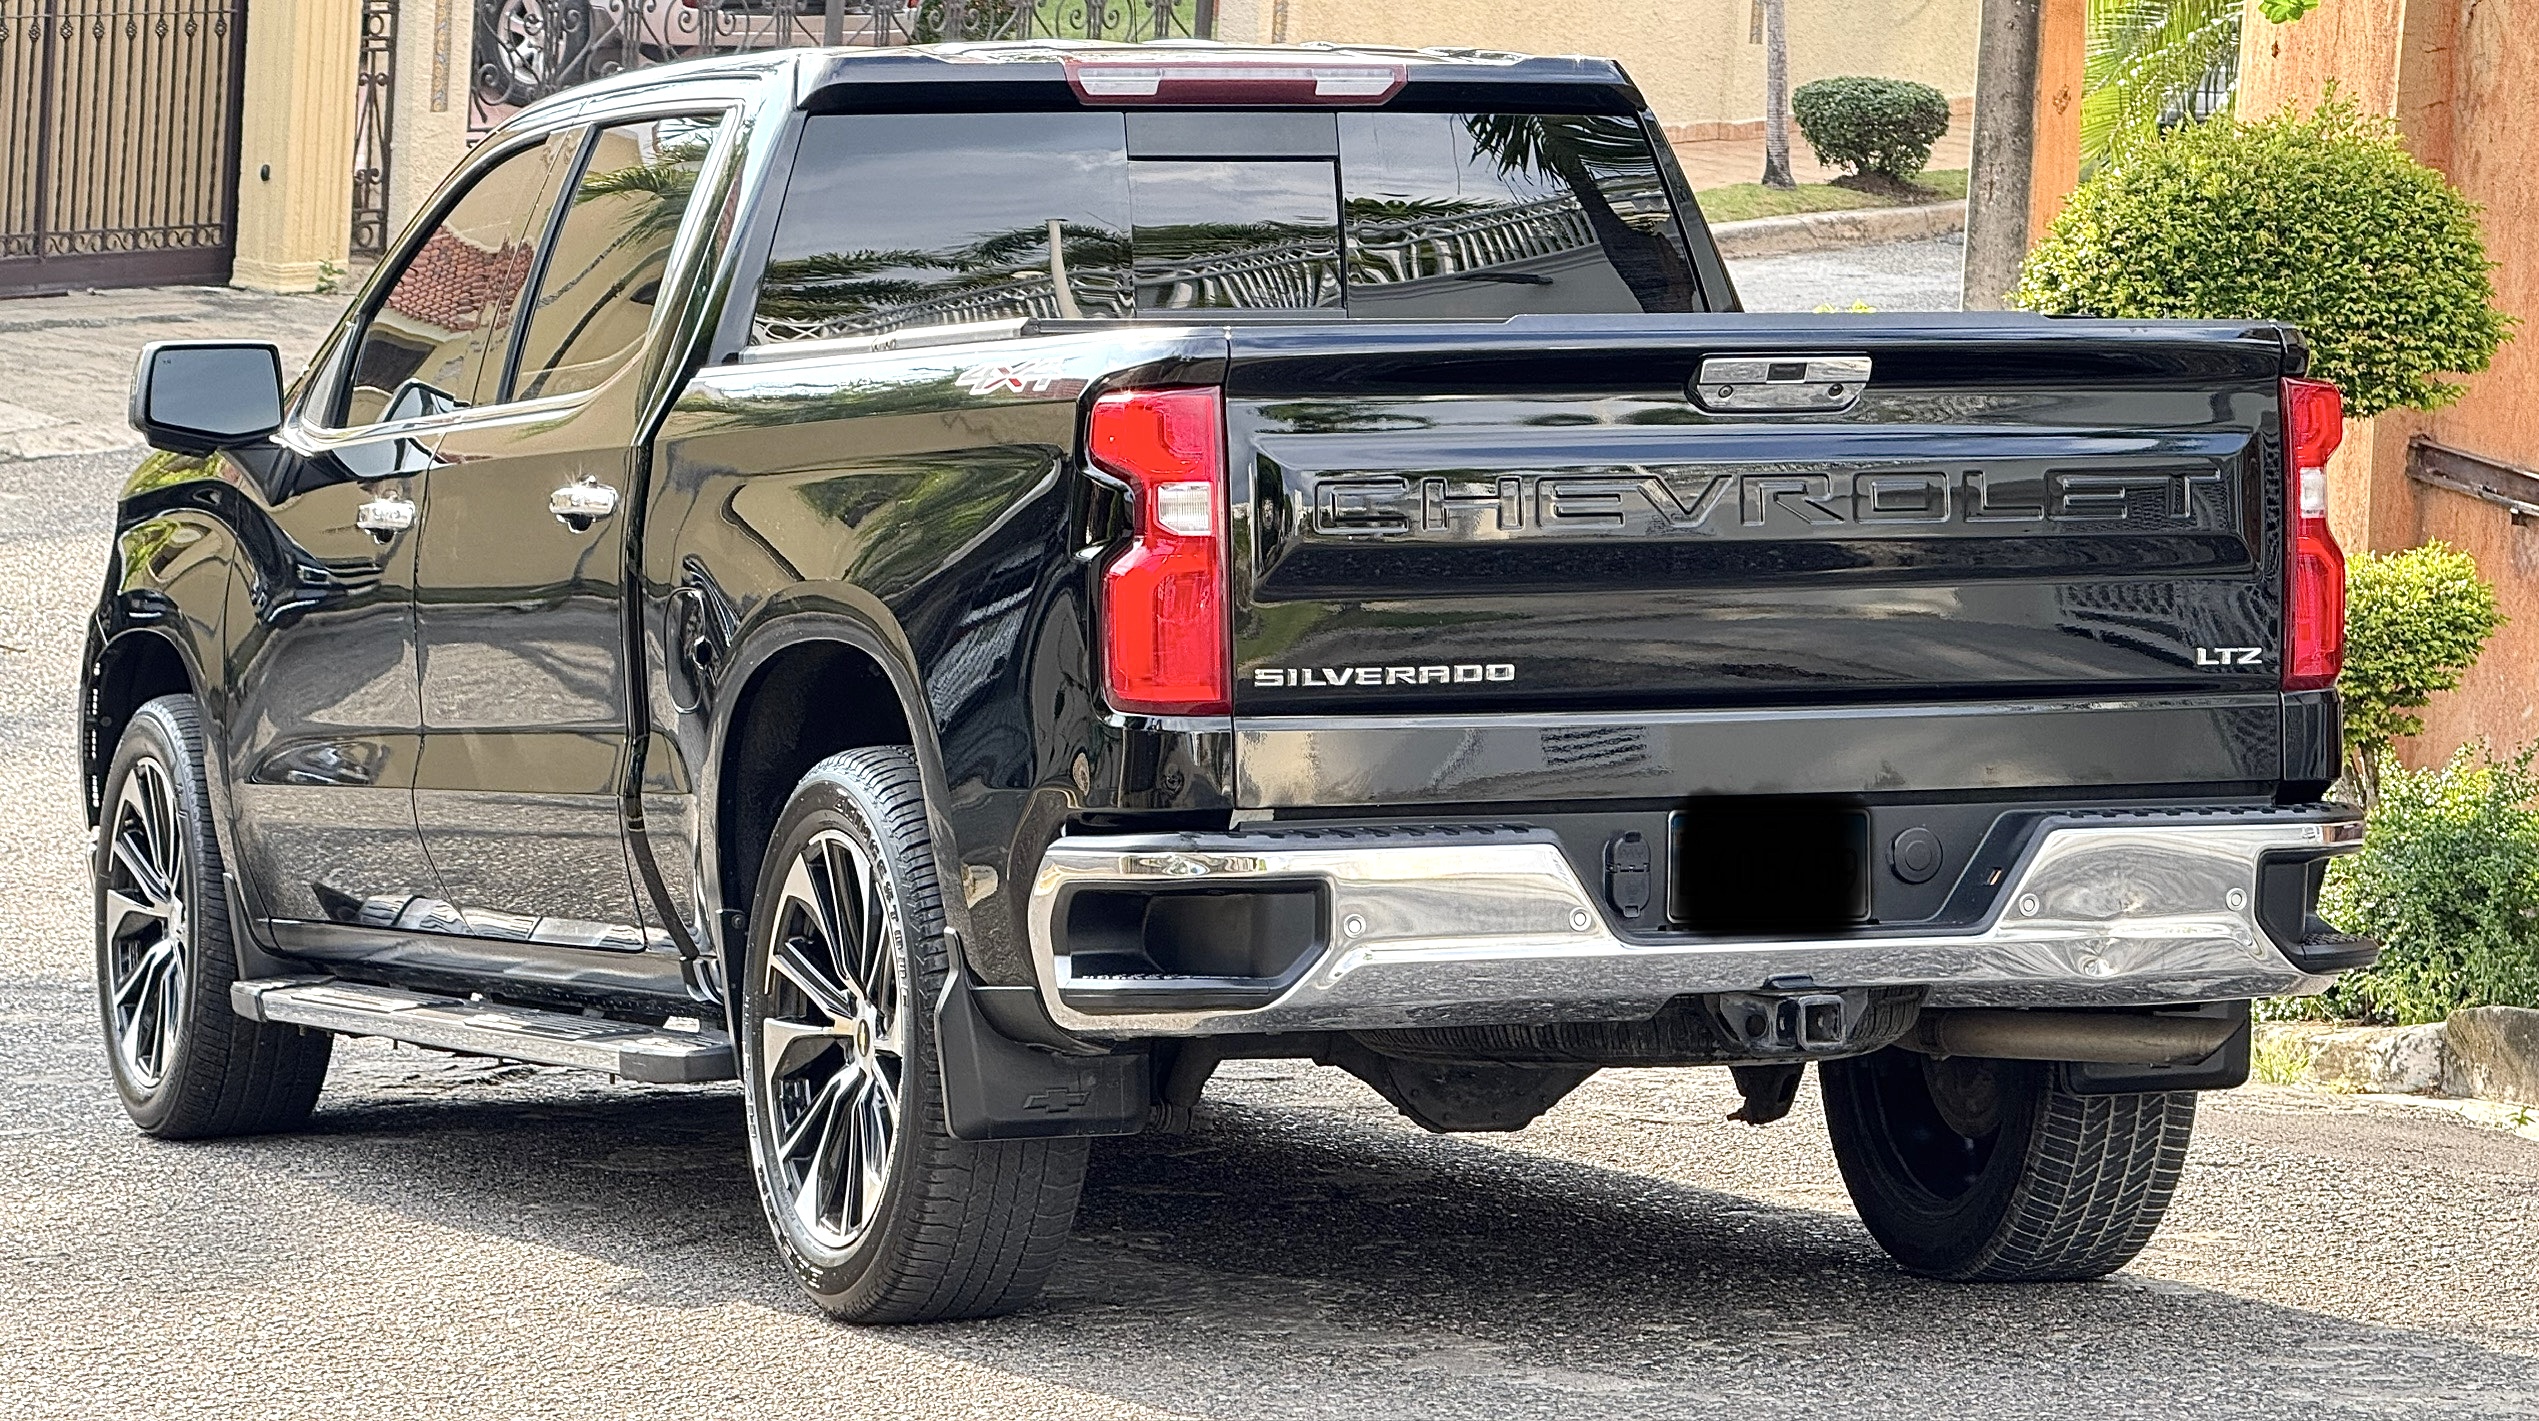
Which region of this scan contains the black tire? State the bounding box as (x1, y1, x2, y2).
(1820, 1046, 2195, 1281)
(95, 695, 332, 1139)
(738, 747, 1086, 1323)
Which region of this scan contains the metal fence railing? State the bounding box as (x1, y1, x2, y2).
(469, 0, 1214, 138)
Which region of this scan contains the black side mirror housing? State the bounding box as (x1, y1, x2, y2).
(129, 340, 286, 455)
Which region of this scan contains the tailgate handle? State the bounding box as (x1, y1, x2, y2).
(1694, 355, 1871, 413)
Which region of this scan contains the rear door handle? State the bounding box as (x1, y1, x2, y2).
(549, 476, 620, 531)
(354, 494, 417, 540)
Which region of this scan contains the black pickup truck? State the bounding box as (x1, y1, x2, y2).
(88, 41, 2371, 1322)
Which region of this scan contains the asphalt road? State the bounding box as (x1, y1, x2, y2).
(3, 269, 2536, 1420)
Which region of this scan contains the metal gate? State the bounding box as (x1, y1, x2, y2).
(472, 0, 1214, 137)
(0, 0, 249, 296)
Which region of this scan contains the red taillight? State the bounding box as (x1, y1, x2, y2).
(2281, 376, 2346, 691)
(1063, 58, 1408, 106)
(1091, 387, 1228, 716)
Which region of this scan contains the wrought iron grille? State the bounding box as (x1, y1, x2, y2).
(470, 0, 1214, 137)
(0, 0, 248, 295)
(351, 0, 398, 257)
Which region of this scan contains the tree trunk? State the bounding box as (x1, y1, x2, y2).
(1761, 0, 1794, 188)
(1962, 0, 2045, 310)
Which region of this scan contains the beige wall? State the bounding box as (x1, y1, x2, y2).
(1236, 0, 1980, 135)
(231, 0, 361, 291)
(2240, 0, 2539, 764)
(389, 0, 475, 240)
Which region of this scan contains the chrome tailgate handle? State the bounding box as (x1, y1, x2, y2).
(354, 494, 416, 539)
(549, 476, 620, 530)
(1694, 354, 1871, 413)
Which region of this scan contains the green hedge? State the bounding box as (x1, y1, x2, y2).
(2305, 749, 2539, 1024)
(2015, 93, 2513, 419)
(1791, 77, 1952, 183)
(2339, 542, 2505, 791)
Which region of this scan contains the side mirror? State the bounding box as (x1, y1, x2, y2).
(129, 340, 285, 455)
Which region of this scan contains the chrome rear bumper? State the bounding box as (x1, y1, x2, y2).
(1024, 807, 2362, 1038)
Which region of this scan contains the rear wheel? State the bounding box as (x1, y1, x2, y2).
(96, 695, 331, 1138)
(738, 747, 1086, 1323)
(1820, 1046, 2194, 1281)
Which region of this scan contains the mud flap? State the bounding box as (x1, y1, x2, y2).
(933, 957, 1148, 1140)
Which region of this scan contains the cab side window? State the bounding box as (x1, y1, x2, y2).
(508, 114, 725, 402)
(334, 138, 570, 429)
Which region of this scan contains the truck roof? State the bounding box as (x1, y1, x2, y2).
(497, 40, 1647, 126)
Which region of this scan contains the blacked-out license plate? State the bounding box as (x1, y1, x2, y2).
(1669, 802, 1870, 933)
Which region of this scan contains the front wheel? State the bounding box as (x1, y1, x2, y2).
(1820, 1046, 2195, 1281)
(96, 695, 331, 1138)
(738, 747, 1087, 1323)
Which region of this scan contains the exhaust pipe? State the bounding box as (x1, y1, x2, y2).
(1905, 1010, 2240, 1066)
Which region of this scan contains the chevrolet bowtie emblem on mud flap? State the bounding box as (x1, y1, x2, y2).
(1020, 1079, 1098, 1114)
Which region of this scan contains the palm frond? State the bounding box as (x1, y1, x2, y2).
(2080, 0, 2241, 169)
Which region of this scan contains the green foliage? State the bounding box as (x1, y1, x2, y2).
(1790, 77, 1952, 183)
(2340, 542, 2506, 788)
(2315, 748, 2539, 1024)
(1693, 169, 1965, 224)
(2015, 94, 2515, 418)
(2080, 0, 2240, 169)
(2259, 0, 2319, 20)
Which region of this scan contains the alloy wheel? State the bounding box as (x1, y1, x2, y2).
(102, 757, 188, 1090)
(758, 829, 908, 1253)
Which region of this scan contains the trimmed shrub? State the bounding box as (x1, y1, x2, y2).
(2309, 748, 2539, 1024)
(2016, 93, 2514, 419)
(1791, 77, 1952, 183)
(2339, 541, 2505, 792)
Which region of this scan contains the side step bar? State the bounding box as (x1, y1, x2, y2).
(232, 979, 736, 1085)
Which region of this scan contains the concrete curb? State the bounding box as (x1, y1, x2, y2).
(2255, 1005, 2539, 1107)
(1709, 201, 1967, 260)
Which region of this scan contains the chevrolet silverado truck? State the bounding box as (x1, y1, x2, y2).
(87, 41, 2373, 1323)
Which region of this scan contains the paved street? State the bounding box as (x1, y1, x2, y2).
(2, 272, 2534, 1420)
(1732, 234, 1967, 313)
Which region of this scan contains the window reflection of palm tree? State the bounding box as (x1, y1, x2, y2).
(510, 133, 717, 398)
(1463, 113, 1701, 310)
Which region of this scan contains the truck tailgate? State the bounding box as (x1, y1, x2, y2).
(1225, 315, 2290, 714)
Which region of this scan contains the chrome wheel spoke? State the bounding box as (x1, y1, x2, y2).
(791, 1082, 849, 1237)
(110, 833, 171, 908)
(769, 934, 860, 1025)
(103, 887, 169, 938)
(777, 1069, 846, 1162)
(113, 939, 175, 1014)
(853, 1076, 891, 1223)
(102, 758, 189, 1089)
(756, 825, 910, 1254)
(762, 1012, 844, 1084)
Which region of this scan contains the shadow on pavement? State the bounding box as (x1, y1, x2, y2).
(273, 1080, 2539, 1419)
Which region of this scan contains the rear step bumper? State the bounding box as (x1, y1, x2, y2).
(1025, 806, 2367, 1037)
(232, 980, 735, 1084)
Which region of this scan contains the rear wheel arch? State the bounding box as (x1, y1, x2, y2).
(709, 615, 953, 988)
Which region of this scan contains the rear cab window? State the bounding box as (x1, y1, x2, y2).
(750, 105, 1703, 344)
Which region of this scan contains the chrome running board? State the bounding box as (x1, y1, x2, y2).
(231, 978, 735, 1084)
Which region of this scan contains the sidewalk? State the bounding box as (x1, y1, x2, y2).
(1671, 126, 1975, 191)
(0, 286, 348, 461)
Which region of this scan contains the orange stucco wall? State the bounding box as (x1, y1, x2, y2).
(2239, 0, 2539, 765)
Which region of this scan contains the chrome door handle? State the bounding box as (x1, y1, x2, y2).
(549, 476, 620, 531)
(354, 494, 417, 540)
